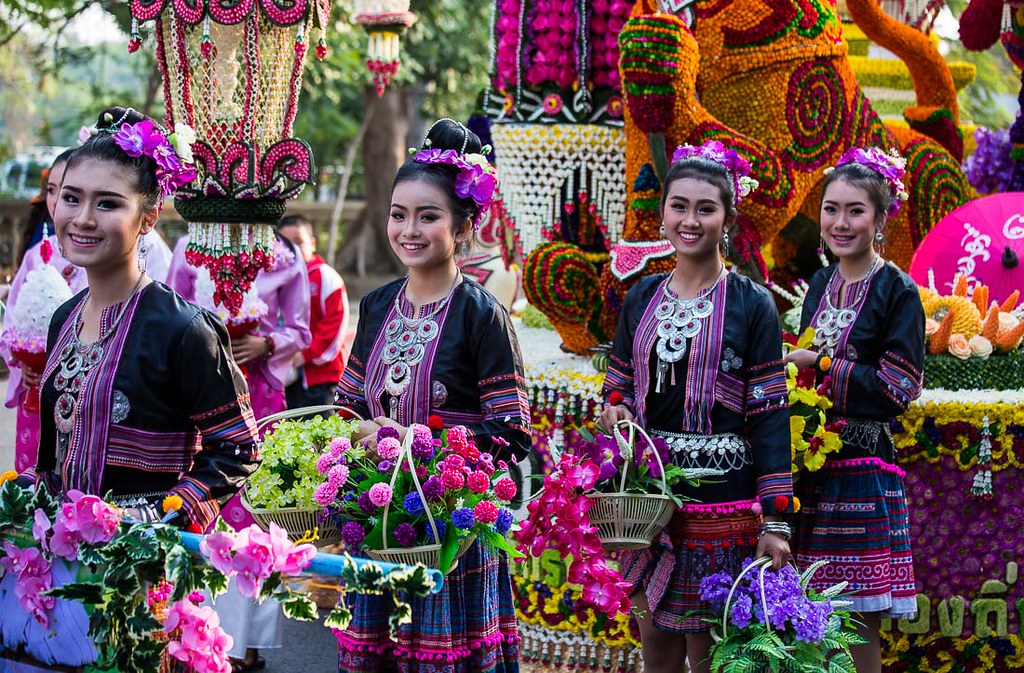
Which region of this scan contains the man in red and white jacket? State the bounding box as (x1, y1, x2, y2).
(277, 215, 350, 409)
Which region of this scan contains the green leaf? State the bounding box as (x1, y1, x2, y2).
(163, 545, 190, 586)
(324, 604, 353, 630)
(46, 582, 104, 604)
(438, 530, 459, 575)
(577, 425, 596, 443)
(281, 593, 318, 621)
(204, 567, 229, 598)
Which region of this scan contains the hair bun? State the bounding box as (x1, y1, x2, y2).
(422, 118, 483, 155)
(95, 106, 147, 132)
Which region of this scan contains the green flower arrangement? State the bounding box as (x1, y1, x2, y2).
(246, 415, 358, 511)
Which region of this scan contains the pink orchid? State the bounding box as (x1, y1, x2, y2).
(232, 526, 275, 577)
(268, 523, 316, 576)
(231, 550, 269, 598)
(73, 496, 120, 544)
(32, 508, 51, 551)
(165, 600, 233, 673)
(581, 572, 631, 615)
(16, 574, 55, 627)
(48, 520, 80, 560)
(199, 531, 236, 575)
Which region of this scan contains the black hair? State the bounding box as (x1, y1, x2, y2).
(819, 162, 893, 230)
(660, 157, 738, 222)
(51, 148, 75, 170)
(392, 119, 483, 230)
(277, 213, 313, 231)
(64, 107, 163, 211)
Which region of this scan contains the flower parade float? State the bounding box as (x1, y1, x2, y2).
(480, 0, 972, 353)
(0, 475, 443, 672)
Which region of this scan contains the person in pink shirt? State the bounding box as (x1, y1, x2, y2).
(166, 229, 310, 672)
(276, 214, 349, 410)
(3, 149, 171, 471)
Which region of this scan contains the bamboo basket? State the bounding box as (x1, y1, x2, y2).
(363, 424, 475, 574)
(587, 421, 676, 551)
(241, 405, 362, 546)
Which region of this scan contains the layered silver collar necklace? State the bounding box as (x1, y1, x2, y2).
(653, 266, 726, 392)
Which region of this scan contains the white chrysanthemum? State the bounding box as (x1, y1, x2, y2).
(5, 265, 73, 348)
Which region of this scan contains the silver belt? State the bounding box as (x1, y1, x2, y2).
(837, 418, 893, 454)
(110, 491, 165, 508)
(650, 430, 750, 472)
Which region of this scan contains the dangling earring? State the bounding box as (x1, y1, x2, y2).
(721, 230, 730, 257)
(659, 223, 666, 237)
(874, 230, 885, 257)
(57, 241, 66, 258)
(137, 238, 150, 272)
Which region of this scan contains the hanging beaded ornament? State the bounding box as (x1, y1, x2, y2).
(352, 1, 417, 96)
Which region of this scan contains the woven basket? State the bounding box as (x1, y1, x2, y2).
(587, 421, 676, 551)
(241, 405, 361, 547)
(362, 425, 474, 575)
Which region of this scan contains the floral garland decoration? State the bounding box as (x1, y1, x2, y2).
(515, 454, 631, 616)
(524, 0, 578, 89)
(825, 146, 909, 217)
(786, 329, 844, 472)
(671, 139, 761, 204)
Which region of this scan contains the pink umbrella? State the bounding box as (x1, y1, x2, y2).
(909, 192, 1024, 303)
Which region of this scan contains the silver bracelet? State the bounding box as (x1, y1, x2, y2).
(758, 521, 793, 541)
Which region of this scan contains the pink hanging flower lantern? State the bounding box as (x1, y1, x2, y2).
(352, 0, 417, 96)
(128, 0, 330, 312)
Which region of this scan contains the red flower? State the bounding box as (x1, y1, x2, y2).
(427, 415, 444, 431)
(608, 391, 624, 406)
(773, 495, 790, 512)
(186, 523, 203, 534)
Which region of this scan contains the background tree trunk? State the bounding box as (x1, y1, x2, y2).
(335, 85, 412, 277)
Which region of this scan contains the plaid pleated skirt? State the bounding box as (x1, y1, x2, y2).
(336, 540, 520, 673)
(621, 503, 760, 633)
(794, 456, 917, 619)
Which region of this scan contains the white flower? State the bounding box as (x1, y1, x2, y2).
(464, 153, 490, 168)
(7, 265, 73, 340)
(170, 123, 196, 164)
(738, 175, 759, 198)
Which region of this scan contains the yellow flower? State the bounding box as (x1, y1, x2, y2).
(796, 327, 816, 350)
(0, 470, 19, 484)
(790, 416, 809, 460)
(162, 494, 184, 513)
(790, 386, 822, 407)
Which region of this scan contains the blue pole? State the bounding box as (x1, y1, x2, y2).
(177, 532, 444, 593)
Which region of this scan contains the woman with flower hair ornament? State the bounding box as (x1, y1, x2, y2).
(334, 118, 530, 673)
(18, 105, 260, 532)
(785, 146, 924, 672)
(3, 147, 173, 477)
(599, 140, 794, 673)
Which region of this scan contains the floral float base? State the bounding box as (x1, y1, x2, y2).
(515, 318, 1024, 670)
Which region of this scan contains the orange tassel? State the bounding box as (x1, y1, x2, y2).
(982, 304, 1001, 342)
(929, 311, 955, 354)
(997, 320, 1024, 353)
(973, 285, 989, 314)
(953, 274, 968, 297)
(1001, 290, 1020, 313)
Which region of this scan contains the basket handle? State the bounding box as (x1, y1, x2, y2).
(256, 404, 364, 433)
(720, 556, 773, 640)
(380, 425, 440, 551)
(612, 420, 670, 497)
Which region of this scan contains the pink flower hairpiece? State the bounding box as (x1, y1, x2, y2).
(826, 146, 909, 217)
(95, 115, 197, 203)
(671, 140, 759, 204)
(411, 148, 498, 229)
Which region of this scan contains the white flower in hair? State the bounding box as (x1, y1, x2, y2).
(738, 175, 759, 199)
(169, 123, 197, 164)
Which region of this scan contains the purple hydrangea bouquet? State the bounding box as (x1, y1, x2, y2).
(699, 556, 864, 672)
(315, 420, 521, 574)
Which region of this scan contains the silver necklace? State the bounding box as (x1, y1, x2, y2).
(53, 275, 146, 439)
(814, 257, 881, 356)
(653, 268, 725, 393)
(381, 274, 461, 416)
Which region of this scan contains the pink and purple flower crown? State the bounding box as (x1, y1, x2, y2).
(671, 140, 759, 205)
(411, 148, 498, 229)
(85, 111, 197, 203)
(826, 146, 909, 217)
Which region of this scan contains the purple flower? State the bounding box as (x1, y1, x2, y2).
(341, 521, 366, 547)
(792, 600, 833, 643)
(393, 522, 418, 547)
(404, 492, 426, 516)
(377, 460, 393, 473)
(314, 482, 337, 507)
(357, 491, 377, 514)
(422, 476, 445, 502)
(425, 519, 447, 543)
(494, 509, 514, 534)
(377, 426, 400, 442)
(699, 571, 734, 611)
(730, 593, 753, 630)
(411, 438, 435, 460)
(451, 508, 475, 529)
(963, 127, 1013, 195)
(454, 162, 497, 207)
(113, 120, 159, 158)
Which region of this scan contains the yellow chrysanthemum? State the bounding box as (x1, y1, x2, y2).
(0, 470, 18, 484)
(917, 285, 938, 305)
(922, 295, 982, 338)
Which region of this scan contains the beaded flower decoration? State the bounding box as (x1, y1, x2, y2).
(825, 146, 909, 217)
(671, 140, 759, 205)
(410, 148, 499, 230)
(85, 110, 197, 203)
